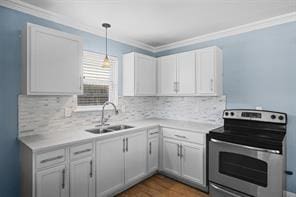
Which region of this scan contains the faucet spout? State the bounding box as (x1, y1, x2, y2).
(100, 101, 119, 130)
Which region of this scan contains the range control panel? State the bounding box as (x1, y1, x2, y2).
(223, 109, 287, 124)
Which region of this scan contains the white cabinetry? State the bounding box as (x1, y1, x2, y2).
(96, 137, 125, 196)
(157, 46, 223, 96)
(147, 128, 160, 173)
(123, 52, 156, 96)
(96, 130, 147, 196)
(177, 51, 196, 95)
(196, 46, 223, 96)
(70, 157, 94, 197)
(125, 132, 147, 185)
(22, 23, 83, 95)
(158, 51, 196, 95)
(161, 128, 205, 186)
(181, 142, 204, 185)
(163, 138, 181, 176)
(69, 142, 95, 197)
(158, 55, 177, 95)
(36, 165, 68, 197)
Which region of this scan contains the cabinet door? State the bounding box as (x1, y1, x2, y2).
(28, 24, 82, 95)
(70, 157, 95, 197)
(36, 165, 68, 197)
(158, 55, 177, 95)
(177, 51, 196, 95)
(148, 136, 159, 173)
(181, 142, 204, 185)
(162, 138, 181, 176)
(96, 137, 125, 196)
(135, 54, 157, 95)
(125, 131, 147, 185)
(196, 48, 215, 95)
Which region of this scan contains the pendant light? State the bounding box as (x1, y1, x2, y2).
(102, 23, 111, 68)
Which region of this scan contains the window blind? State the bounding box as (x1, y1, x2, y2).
(82, 51, 113, 85)
(77, 51, 118, 106)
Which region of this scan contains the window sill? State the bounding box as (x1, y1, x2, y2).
(74, 105, 118, 112)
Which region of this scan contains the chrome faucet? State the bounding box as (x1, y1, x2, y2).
(100, 101, 119, 129)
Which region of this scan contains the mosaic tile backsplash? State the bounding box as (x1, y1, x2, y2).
(18, 95, 226, 136)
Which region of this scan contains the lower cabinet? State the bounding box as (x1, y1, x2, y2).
(70, 157, 95, 197)
(36, 164, 68, 197)
(96, 130, 147, 197)
(148, 136, 159, 173)
(163, 138, 181, 176)
(124, 132, 147, 185)
(96, 136, 125, 196)
(182, 142, 204, 185)
(162, 138, 204, 186)
(22, 127, 206, 197)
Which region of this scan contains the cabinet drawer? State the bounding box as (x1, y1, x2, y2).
(148, 128, 160, 138)
(36, 149, 66, 169)
(162, 127, 204, 145)
(70, 143, 93, 160)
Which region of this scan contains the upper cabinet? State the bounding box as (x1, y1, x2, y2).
(22, 23, 83, 95)
(158, 51, 196, 96)
(123, 52, 157, 96)
(196, 46, 223, 96)
(157, 46, 223, 96)
(157, 54, 177, 95)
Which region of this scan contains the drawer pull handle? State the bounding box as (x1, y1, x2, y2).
(89, 160, 93, 178)
(62, 168, 65, 189)
(73, 148, 91, 155)
(40, 155, 63, 164)
(175, 135, 187, 139)
(177, 144, 180, 157)
(150, 132, 159, 135)
(126, 138, 128, 152)
(149, 142, 152, 155)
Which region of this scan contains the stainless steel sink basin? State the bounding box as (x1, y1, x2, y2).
(85, 124, 134, 134)
(107, 125, 134, 131)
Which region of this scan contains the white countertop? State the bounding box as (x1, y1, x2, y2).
(19, 118, 222, 152)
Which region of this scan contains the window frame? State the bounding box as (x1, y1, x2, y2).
(75, 51, 118, 112)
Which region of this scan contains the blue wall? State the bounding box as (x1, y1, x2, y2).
(156, 22, 296, 193)
(0, 6, 152, 197)
(1, 5, 296, 196)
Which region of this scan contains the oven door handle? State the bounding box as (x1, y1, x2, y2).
(210, 183, 241, 197)
(210, 138, 280, 154)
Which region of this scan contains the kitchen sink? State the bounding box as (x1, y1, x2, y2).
(107, 125, 134, 131)
(85, 124, 134, 134)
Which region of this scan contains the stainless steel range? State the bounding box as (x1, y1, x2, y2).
(208, 109, 287, 197)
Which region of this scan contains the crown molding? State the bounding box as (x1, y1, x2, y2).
(0, 0, 155, 52)
(1, 0, 296, 53)
(154, 12, 296, 53)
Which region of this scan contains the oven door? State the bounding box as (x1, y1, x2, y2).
(209, 138, 284, 197)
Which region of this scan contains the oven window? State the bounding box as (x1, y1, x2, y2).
(219, 152, 267, 187)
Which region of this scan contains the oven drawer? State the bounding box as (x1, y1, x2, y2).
(162, 127, 204, 144)
(209, 182, 250, 197)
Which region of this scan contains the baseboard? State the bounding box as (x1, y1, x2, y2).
(285, 191, 296, 197)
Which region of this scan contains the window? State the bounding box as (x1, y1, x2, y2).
(77, 51, 118, 111)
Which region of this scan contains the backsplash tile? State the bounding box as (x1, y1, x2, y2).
(18, 95, 226, 136)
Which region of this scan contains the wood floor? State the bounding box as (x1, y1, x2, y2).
(116, 174, 209, 197)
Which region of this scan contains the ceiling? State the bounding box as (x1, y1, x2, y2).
(21, 0, 296, 48)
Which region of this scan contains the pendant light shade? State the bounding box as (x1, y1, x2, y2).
(102, 23, 111, 68)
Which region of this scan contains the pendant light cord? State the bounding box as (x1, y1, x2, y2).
(105, 26, 108, 56)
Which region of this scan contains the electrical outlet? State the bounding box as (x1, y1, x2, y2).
(256, 106, 263, 110)
(64, 107, 72, 118)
